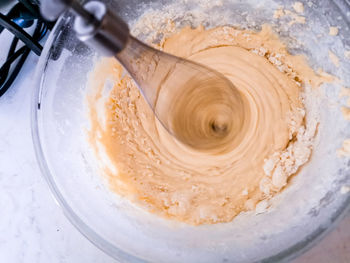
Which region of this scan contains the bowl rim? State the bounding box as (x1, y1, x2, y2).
(31, 14, 146, 263)
(31, 8, 350, 263)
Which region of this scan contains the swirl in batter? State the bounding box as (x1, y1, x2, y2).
(88, 25, 328, 224)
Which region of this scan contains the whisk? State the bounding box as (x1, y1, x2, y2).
(40, 0, 244, 153)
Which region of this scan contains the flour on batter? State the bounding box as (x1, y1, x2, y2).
(88, 25, 329, 225)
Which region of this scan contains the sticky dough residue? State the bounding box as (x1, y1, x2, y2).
(88, 25, 330, 225)
(339, 87, 350, 156)
(273, 4, 306, 26)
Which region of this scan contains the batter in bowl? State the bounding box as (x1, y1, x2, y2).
(88, 25, 331, 225)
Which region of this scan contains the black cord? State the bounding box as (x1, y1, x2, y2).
(0, 13, 42, 55)
(1, 36, 20, 80)
(0, 20, 46, 97)
(0, 1, 53, 98)
(0, 47, 29, 97)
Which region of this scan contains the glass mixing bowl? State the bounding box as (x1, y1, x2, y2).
(32, 0, 350, 262)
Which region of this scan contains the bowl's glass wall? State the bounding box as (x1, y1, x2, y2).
(33, 0, 350, 262)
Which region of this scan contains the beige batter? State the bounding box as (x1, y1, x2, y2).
(88, 25, 330, 225)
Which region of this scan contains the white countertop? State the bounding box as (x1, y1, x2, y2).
(0, 41, 349, 263)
